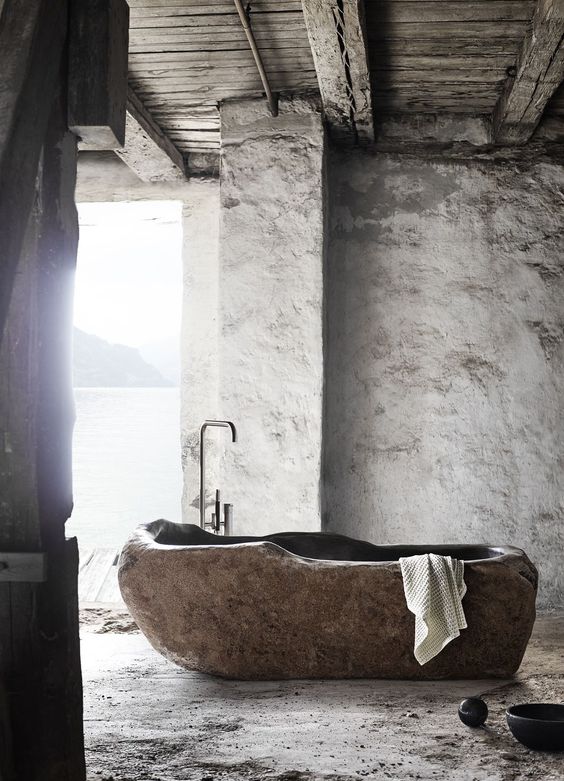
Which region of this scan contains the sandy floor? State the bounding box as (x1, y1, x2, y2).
(81, 610, 564, 781)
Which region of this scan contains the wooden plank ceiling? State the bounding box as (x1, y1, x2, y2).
(128, 0, 318, 155)
(128, 0, 554, 158)
(365, 0, 536, 114)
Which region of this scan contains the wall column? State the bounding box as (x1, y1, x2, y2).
(180, 184, 221, 523)
(216, 98, 326, 534)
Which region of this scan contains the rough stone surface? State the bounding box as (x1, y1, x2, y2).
(118, 522, 537, 680)
(325, 147, 564, 609)
(81, 612, 564, 781)
(198, 97, 325, 534)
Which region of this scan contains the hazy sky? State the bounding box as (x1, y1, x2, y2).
(74, 201, 183, 348)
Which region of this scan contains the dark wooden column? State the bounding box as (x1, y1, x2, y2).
(0, 0, 69, 335)
(0, 2, 85, 778)
(0, 0, 129, 774)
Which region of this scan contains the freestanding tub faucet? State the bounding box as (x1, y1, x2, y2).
(199, 420, 237, 532)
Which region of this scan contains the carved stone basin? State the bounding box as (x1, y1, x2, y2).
(118, 521, 538, 680)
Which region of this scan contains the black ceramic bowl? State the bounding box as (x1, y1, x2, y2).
(506, 704, 564, 751)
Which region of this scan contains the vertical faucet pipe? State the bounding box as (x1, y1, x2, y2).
(233, 0, 278, 117)
(199, 420, 237, 529)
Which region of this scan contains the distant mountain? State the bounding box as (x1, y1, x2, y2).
(73, 328, 173, 388)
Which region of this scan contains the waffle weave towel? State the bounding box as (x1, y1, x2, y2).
(399, 554, 467, 665)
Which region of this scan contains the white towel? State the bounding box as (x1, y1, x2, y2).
(400, 553, 467, 665)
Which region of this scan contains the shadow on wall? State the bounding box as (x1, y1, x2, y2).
(322, 146, 564, 608)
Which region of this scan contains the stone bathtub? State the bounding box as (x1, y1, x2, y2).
(118, 521, 537, 680)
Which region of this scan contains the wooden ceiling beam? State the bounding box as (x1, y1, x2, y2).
(492, 0, 564, 144)
(301, 0, 374, 142)
(115, 87, 187, 182)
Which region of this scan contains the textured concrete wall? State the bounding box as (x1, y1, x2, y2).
(214, 98, 326, 534)
(325, 148, 564, 607)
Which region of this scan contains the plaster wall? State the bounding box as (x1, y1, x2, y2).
(180, 189, 221, 524)
(209, 98, 326, 534)
(325, 148, 564, 607)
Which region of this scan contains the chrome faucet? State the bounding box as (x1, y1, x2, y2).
(199, 420, 237, 533)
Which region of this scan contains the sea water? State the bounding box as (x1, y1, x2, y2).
(66, 387, 183, 551)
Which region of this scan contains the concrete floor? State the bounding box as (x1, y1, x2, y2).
(82, 610, 564, 781)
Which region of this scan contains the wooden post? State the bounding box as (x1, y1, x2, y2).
(0, 679, 14, 781)
(0, 79, 85, 781)
(0, 2, 85, 778)
(0, 0, 68, 342)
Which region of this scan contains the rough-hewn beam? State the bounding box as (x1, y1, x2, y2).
(0, 75, 85, 780)
(492, 0, 564, 144)
(301, 0, 374, 142)
(68, 0, 129, 149)
(114, 87, 187, 181)
(0, 0, 68, 340)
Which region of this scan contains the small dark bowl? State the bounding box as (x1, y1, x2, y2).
(506, 704, 564, 751)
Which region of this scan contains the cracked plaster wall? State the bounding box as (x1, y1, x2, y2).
(325, 148, 564, 607)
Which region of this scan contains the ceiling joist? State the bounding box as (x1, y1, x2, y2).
(301, 0, 374, 143)
(492, 0, 564, 144)
(115, 87, 187, 182)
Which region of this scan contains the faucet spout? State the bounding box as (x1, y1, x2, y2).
(199, 420, 237, 529)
